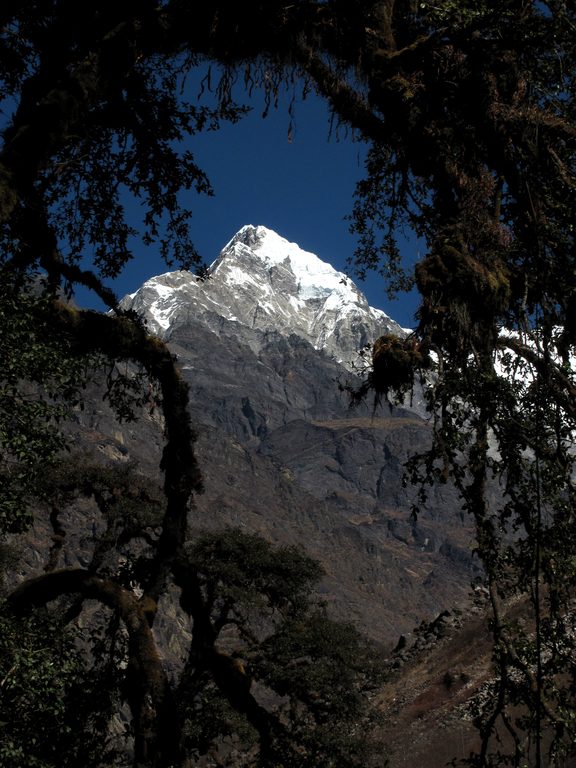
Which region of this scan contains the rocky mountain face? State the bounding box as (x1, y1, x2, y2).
(112, 225, 478, 644)
(121, 224, 401, 368)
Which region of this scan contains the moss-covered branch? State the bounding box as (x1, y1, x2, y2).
(8, 568, 181, 766)
(49, 303, 202, 603)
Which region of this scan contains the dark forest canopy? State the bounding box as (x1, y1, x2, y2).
(0, 1, 574, 350)
(1, 1, 576, 766)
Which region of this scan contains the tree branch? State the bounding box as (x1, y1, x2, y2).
(49, 303, 203, 605)
(498, 335, 576, 420)
(293, 40, 387, 143)
(8, 567, 182, 765)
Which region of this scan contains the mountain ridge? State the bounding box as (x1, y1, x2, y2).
(121, 224, 405, 369)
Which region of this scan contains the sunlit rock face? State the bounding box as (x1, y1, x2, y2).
(121, 224, 402, 369)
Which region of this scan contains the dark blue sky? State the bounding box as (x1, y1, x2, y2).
(81, 77, 421, 328)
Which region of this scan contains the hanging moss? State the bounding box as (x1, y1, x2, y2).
(415, 240, 511, 354)
(371, 333, 432, 396)
(417, 244, 510, 310)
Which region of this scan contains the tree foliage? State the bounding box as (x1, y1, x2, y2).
(174, 528, 384, 766)
(0, 608, 121, 768)
(0, 1, 575, 766)
(0, 272, 90, 533)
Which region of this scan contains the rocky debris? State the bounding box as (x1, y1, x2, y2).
(389, 609, 466, 668)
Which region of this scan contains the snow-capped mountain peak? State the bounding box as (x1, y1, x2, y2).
(120, 225, 403, 368)
(217, 225, 355, 302)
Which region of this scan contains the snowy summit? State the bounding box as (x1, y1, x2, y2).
(120, 225, 402, 368)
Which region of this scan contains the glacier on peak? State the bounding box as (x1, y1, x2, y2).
(120, 224, 403, 368)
